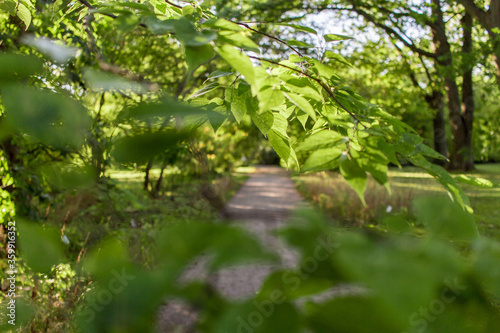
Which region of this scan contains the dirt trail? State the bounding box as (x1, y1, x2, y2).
(156, 166, 304, 332)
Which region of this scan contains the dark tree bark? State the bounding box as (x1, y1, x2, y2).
(395, 40, 449, 164)
(462, 12, 475, 170)
(144, 159, 153, 191)
(431, 0, 468, 170)
(153, 158, 169, 197)
(425, 91, 449, 165)
(90, 93, 106, 178)
(457, 0, 500, 87)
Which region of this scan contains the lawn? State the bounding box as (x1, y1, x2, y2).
(293, 163, 500, 238)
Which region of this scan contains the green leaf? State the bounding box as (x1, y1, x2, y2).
(276, 23, 317, 34)
(209, 226, 278, 270)
(157, 222, 277, 271)
(0, 0, 16, 15)
(215, 301, 301, 333)
(19, 0, 33, 8)
(208, 69, 234, 80)
(187, 82, 220, 100)
(455, 175, 494, 188)
(413, 196, 479, 241)
(40, 163, 97, 190)
(333, 232, 464, 328)
(109, 1, 151, 12)
(473, 238, 500, 300)
(174, 18, 217, 46)
(268, 130, 298, 168)
(251, 110, 274, 134)
(296, 130, 345, 152)
(258, 85, 285, 111)
(182, 4, 194, 16)
(324, 33, 353, 42)
(149, 0, 167, 14)
(203, 97, 229, 132)
(18, 221, 65, 274)
(225, 84, 252, 123)
(203, 18, 244, 31)
(257, 269, 334, 301)
(287, 39, 315, 48)
(339, 155, 367, 205)
(284, 92, 316, 121)
(185, 44, 215, 72)
(84, 238, 134, 281)
(415, 142, 447, 160)
(112, 130, 190, 164)
(353, 147, 390, 188)
(0, 53, 44, 84)
(271, 112, 289, 139)
(114, 12, 140, 33)
(218, 30, 260, 53)
(122, 98, 213, 124)
(216, 44, 255, 85)
(306, 296, 402, 333)
(377, 140, 401, 167)
(16, 2, 31, 29)
(297, 112, 309, 130)
(311, 59, 338, 81)
(2, 86, 91, 150)
(324, 50, 352, 67)
(407, 154, 472, 213)
(143, 17, 175, 34)
(256, 302, 301, 333)
(284, 77, 323, 101)
(302, 147, 343, 172)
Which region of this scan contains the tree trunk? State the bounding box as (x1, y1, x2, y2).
(90, 93, 106, 178)
(457, 0, 500, 87)
(426, 90, 448, 165)
(153, 159, 168, 197)
(462, 13, 475, 170)
(432, 0, 468, 170)
(144, 159, 153, 191)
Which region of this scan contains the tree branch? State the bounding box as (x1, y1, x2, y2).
(236, 22, 303, 57)
(456, 0, 490, 29)
(349, 4, 437, 59)
(393, 43, 423, 90)
(165, 0, 183, 10)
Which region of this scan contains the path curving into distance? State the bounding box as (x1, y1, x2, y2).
(156, 166, 304, 332)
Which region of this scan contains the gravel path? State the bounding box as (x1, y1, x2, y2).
(156, 166, 304, 332)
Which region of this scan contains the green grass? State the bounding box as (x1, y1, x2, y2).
(293, 163, 500, 238)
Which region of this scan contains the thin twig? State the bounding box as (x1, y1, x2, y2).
(164, 0, 182, 9)
(236, 22, 303, 57)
